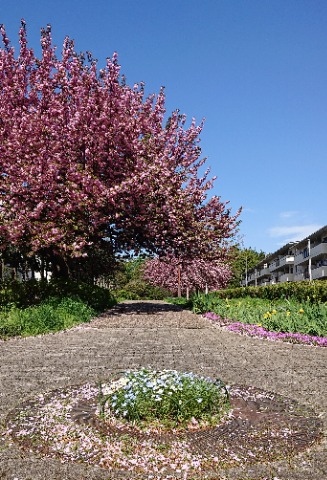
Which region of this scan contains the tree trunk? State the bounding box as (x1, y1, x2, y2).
(49, 252, 71, 279)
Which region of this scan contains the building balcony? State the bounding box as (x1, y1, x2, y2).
(241, 274, 256, 286)
(246, 273, 255, 282)
(294, 272, 306, 282)
(279, 255, 294, 267)
(311, 266, 327, 280)
(294, 253, 309, 266)
(257, 267, 270, 278)
(310, 242, 327, 259)
(269, 261, 279, 271)
(269, 255, 294, 272)
(295, 242, 327, 265)
(279, 273, 294, 282)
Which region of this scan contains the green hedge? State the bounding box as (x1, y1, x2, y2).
(0, 279, 116, 312)
(211, 280, 327, 303)
(115, 279, 169, 301)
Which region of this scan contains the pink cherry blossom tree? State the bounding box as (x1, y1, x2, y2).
(0, 21, 240, 278)
(143, 255, 232, 296)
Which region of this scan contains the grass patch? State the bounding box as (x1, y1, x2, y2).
(165, 296, 193, 309)
(166, 293, 327, 341)
(0, 297, 95, 339)
(193, 294, 327, 338)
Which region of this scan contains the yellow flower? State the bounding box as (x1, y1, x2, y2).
(298, 308, 304, 314)
(263, 312, 271, 319)
(256, 323, 262, 327)
(271, 309, 277, 315)
(286, 311, 291, 316)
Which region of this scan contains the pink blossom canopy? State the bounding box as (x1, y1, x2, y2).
(143, 256, 232, 295)
(0, 22, 240, 264)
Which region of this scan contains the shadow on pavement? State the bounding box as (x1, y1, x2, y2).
(109, 301, 184, 315)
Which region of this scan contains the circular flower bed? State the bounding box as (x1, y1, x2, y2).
(98, 368, 230, 431)
(4, 370, 323, 478)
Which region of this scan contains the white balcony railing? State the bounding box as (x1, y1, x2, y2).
(279, 255, 294, 267)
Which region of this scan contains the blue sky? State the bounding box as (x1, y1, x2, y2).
(1, 0, 326, 254)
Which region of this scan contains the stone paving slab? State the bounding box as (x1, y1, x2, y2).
(0, 300, 326, 479)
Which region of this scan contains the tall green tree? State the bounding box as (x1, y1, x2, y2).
(228, 247, 266, 288)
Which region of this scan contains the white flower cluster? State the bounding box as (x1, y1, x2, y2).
(100, 376, 129, 396)
(101, 368, 226, 420)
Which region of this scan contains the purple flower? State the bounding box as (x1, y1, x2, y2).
(204, 312, 327, 347)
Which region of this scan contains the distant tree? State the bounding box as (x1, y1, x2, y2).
(113, 257, 168, 299)
(143, 255, 232, 296)
(228, 247, 266, 288)
(113, 257, 146, 289)
(0, 22, 240, 279)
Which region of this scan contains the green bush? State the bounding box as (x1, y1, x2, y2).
(165, 297, 193, 309)
(191, 293, 222, 314)
(115, 279, 168, 301)
(43, 280, 116, 312)
(0, 280, 37, 308)
(212, 280, 327, 303)
(0, 297, 95, 339)
(0, 279, 116, 312)
(0, 279, 116, 339)
(144, 285, 169, 300)
(115, 289, 141, 301)
(122, 279, 150, 298)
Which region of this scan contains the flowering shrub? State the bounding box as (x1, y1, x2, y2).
(98, 368, 230, 428)
(0, 22, 240, 271)
(143, 256, 232, 296)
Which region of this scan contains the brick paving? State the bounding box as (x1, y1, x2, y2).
(0, 300, 326, 479)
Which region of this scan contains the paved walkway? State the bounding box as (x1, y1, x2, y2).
(0, 301, 326, 479)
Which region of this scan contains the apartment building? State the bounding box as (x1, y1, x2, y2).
(241, 225, 327, 286)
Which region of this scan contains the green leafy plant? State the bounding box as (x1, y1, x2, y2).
(200, 295, 327, 338)
(165, 296, 193, 309)
(98, 368, 230, 429)
(211, 279, 327, 303)
(113, 258, 169, 300)
(0, 279, 116, 312)
(191, 292, 222, 314)
(0, 297, 95, 338)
